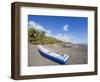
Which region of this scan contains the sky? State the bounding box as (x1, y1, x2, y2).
(28, 15, 88, 44)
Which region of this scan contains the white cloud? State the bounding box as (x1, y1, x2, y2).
(47, 33, 72, 42)
(63, 24, 69, 31)
(54, 34, 71, 42)
(28, 21, 36, 27)
(28, 21, 51, 35)
(28, 21, 72, 42)
(45, 30, 51, 36)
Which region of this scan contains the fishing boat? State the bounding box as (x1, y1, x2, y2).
(38, 45, 69, 65)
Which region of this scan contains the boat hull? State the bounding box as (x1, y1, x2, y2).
(38, 48, 69, 65)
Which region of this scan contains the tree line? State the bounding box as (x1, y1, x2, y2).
(28, 27, 63, 45)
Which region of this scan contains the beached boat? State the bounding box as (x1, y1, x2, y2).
(38, 45, 69, 64)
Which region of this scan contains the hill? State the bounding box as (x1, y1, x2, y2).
(28, 27, 63, 45)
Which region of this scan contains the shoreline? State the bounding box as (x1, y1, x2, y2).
(28, 44, 88, 66)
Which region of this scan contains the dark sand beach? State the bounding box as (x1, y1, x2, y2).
(28, 44, 88, 66)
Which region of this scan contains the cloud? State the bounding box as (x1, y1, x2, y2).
(54, 34, 71, 42)
(28, 21, 37, 27)
(28, 21, 72, 42)
(63, 24, 69, 31)
(28, 21, 51, 35)
(48, 33, 72, 42)
(45, 30, 51, 36)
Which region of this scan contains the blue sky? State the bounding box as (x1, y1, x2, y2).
(28, 15, 88, 44)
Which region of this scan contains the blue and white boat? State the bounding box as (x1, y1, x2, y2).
(38, 45, 69, 65)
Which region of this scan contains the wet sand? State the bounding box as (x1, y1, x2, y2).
(28, 44, 88, 66)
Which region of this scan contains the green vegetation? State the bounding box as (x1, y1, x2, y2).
(28, 27, 63, 45)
